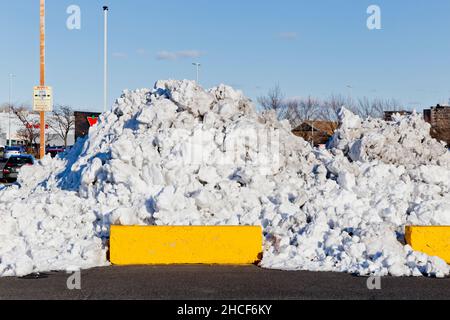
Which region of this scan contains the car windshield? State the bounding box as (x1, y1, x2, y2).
(7, 157, 33, 166)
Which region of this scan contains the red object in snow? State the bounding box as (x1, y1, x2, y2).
(87, 116, 99, 127)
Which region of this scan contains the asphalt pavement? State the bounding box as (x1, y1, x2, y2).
(0, 265, 449, 300)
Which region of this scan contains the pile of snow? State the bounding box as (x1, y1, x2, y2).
(329, 108, 450, 167)
(0, 80, 449, 278)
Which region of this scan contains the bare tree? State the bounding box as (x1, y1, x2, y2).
(355, 97, 373, 119)
(48, 105, 75, 147)
(257, 85, 285, 113)
(355, 97, 403, 119)
(383, 98, 403, 114)
(258, 85, 327, 130)
(275, 97, 321, 128)
(258, 86, 406, 127)
(321, 94, 349, 121)
(283, 99, 301, 127)
(12, 106, 40, 150)
(314, 94, 350, 133)
(297, 96, 320, 122)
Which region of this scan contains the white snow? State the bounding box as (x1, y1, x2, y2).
(0, 80, 449, 278)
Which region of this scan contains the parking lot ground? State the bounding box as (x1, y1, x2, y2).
(0, 265, 449, 300)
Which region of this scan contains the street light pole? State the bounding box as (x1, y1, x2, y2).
(103, 6, 109, 113)
(8, 73, 15, 147)
(192, 63, 201, 84)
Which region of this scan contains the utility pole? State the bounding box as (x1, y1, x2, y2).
(39, 0, 46, 159)
(192, 63, 201, 84)
(103, 6, 109, 113)
(8, 74, 15, 147)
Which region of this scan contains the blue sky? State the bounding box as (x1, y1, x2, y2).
(1, 0, 450, 112)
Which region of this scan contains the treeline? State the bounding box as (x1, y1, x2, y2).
(257, 85, 406, 128)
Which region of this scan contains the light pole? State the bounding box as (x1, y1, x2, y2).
(192, 63, 201, 84)
(8, 74, 15, 147)
(103, 6, 109, 113)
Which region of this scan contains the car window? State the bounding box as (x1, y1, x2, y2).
(7, 157, 33, 166)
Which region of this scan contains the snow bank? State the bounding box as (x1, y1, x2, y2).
(329, 108, 450, 167)
(0, 80, 449, 277)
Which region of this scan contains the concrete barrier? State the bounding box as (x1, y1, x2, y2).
(405, 226, 450, 264)
(110, 226, 263, 265)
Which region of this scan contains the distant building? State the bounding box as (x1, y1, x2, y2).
(292, 121, 339, 146)
(0, 132, 6, 147)
(384, 110, 413, 122)
(75, 111, 102, 141)
(423, 105, 450, 147)
(0, 111, 75, 148)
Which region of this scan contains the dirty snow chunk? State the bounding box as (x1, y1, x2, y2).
(0, 80, 449, 278)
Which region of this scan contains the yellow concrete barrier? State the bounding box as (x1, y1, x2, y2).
(405, 226, 450, 264)
(110, 226, 263, 265)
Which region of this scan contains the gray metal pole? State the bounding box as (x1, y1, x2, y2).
(103, 6, 109, 113)
(192, 63, 201, 84)
(8, 73, 14, 147)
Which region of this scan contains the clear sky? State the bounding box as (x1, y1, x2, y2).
(1, 0, 450, 112)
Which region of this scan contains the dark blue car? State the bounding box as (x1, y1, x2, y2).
(2, 155, 35, 182)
